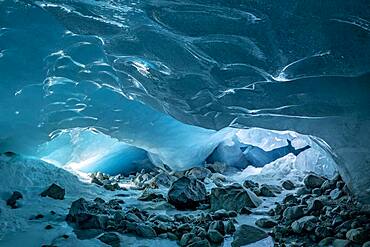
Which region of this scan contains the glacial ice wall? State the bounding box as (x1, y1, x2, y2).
(0, 1, 369, 202)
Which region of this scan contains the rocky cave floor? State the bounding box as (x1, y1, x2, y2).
(1, 152, 370, 247)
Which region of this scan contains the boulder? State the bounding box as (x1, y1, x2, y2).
(283, 206, 305, 221)
(231, 224, 268, 247)
(291, 216, 318, 233)
(149, 172, 175, 187)
(346, 228, 369, 244)
(282, 180, 295, 190)
(186, 167, 211, 181)
(41, 183, 65, 200)
(210, 184, 262, 211)
(259, 185, 276, 197)
(188, 239, 211, 247)
(6, 191, 23, 209)
(207, 230, 223, 243)
(333, 239, 352, 247)
(255, 218, 277, 228)
(304, 174, 326, 189)
(98, 233, 120, 247)
(135, 224, 157, 238)
(167, 177, 206, 209)
(330, 188, 344, 200)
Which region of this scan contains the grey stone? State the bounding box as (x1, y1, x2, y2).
(333, 239, 352, 247)
(207, 230, 223, 243)
(291, 216, 318, 233)
(255, 218, 277, 228)
(210, 184, 262, 211)
(41, 183, 65, 200)
(283, 206, 305, 221)
(6, 191, 23, 209)
(346, 228, 369, 244)
(282, 180, 295, 190)
(186, 167, 211, 181)
(330, 188, 344, 200)
(167, 177, 206, 209)
(231, 224, 268, 247)
(98, 233, 120, 247)
(304, 174, 326, 189)
(135, 224, 157, 238)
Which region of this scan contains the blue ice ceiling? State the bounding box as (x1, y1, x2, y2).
(0, 0, 369, 202)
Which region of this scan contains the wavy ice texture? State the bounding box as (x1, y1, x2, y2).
(0, 1, 369, 202)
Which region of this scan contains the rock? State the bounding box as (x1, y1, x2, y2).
(180, 233, 197, 246)
(363, 241, 370, 247)
(186, 167, 211, 181)
(103, 183, 120, 191)
(41, 183, 65, 200)
(149, 172, 175, 187)
(315, 226, 333, 239)
(283, 206, 305, 221)
(239, 207, 252, 215)
(333, 239, 352, 247)
(243, 180, 259, 189)
(66, 198, 108, 230)
(346, 228, 369, 244)
(304, 174, 326, 189)
(6, 191, 23, 209)
(255, 218, 277, 228)
(291, 216, 318, 233)
(282, 180, 295, 190)
(150, 214, 173, 222)
(318, 237, 336, 246)
(209, 220, 225, 235)
(98, 232, 120, 247)
(259, 185, 276, 197)
(296, 187, 311, 196)
(207, 230, 223, 243)
(330, 188, 344, 200)
(307, 199, 324, 213)
(126, 213, 142, 223)
(135, 224, 157, 238)
(188, 239, 211, 247)
(225, 220, 236, 234)
(91, 177, 103, 186)
(167, 177, 206, 209)
(45, 224, 53, 230)
(231, 224, 268, 247)
(210, 184, 262, 211)
(312, 188, 322, 196)
(206, 163, 227, 174)
(138, 190, 165, 201)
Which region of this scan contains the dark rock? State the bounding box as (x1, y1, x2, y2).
(6, 191, 23, 209)
(296, 187, 311, 196)
(231, 224, 268, 247)
(35, 214, 44, 219)
(149, 172, 175, 187)
(209, 220, 225, 235)
(138, 190, 165, 202)
(186, 167, 211, 181)
(259, 185, 276, 197)
(332, 239, 352, 247)
(307, 199, 324, 213)
(98, 232, 120, 247)
(304, 174, 326, 189)
(312, 188, 322, 196)
(45, 224, 53, 230)
(206, 163, 227, 174)
(330, 188, 344, 200)
(207, 229, 223, 243)
(283, 206, 305, 221)
(225, 220, 236, 234)
(315, 226, 333, 239)
(94, 197, 105, 204)
(346, 228, 369, 244)
(283, 194, 298, 204)
(135, 224, 157, 238)
(318, 237, 336, 246)
(41, 183, 65, 200)
(91, 177, 103, 186)
(243, 180, 259, 189)
(363, 241, 370, 247)
(188, 239, 211, 247)
(255, 218, 277, 228)
(103, 183, 120, 191)
(180, 233, 197, 246)
(282, 180, 295, 190)
(291, 216, 318, 233)
(210, 184, 262, 211)
(167, 177, 206, 209)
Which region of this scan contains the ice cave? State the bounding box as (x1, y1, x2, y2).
(0, 0, 369, 246)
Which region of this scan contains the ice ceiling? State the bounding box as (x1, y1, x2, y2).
(0, 0, 369, 202)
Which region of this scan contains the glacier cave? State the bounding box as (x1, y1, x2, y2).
(0, 0, 369, 246)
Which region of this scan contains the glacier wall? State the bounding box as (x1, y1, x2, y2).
(0, 0, 369, 202)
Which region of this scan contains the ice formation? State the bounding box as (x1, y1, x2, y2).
(0, 0, 369, 203)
